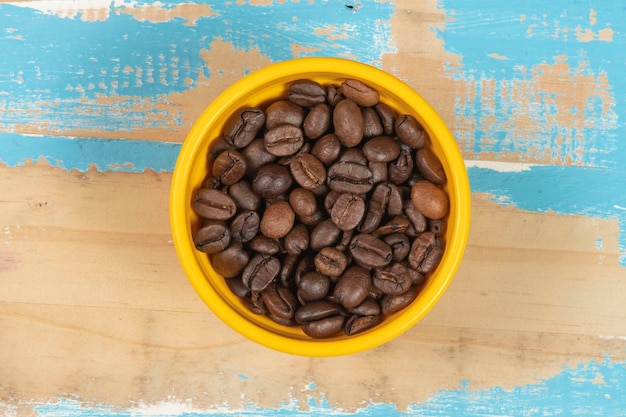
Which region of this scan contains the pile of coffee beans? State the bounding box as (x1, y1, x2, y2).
(192, 78, 448, 338)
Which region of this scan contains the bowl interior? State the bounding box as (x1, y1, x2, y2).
(170, 58, 470, 356)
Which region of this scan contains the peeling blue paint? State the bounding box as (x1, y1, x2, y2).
(468, 165, 626, 265)
(1, 1, 394, 97)
(2, 130, 626, 264)
(27, 358, 626, 416)
(440, 1, 624, 168)
(1, 1, 625, 265)
(0, 1, 396, 131)
(0, 132, 180, 173)
(438, 1, 626, 265)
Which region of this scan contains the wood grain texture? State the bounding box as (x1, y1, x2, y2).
(2, 0, 626, 414)
(2, 163, 625, 413)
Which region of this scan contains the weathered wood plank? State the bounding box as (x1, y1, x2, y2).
(2, 163, 625, 414)
(2, 0, 626, 414)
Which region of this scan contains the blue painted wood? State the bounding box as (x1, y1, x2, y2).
(27, 358, 626, 416)
(2, 0, 626, 415)
(2, 1, 624, 263)
(440, 1, 626, 264)
(0, 1, 395, 133)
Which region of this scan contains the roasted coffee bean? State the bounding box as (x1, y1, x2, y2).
(345, 314, 382, 336)
(230, 210, 260, 243)
(211, 242, 249, 278)
(334, 265, 371, 309)
(242, 138, 277, 179)
(327, 84, 344, 106)
(252, 163, 293, 199)
(330, 193, 365, 231)
(309, 219, 341, 251)
(408, 231, 443, 274)
(223, 107, 266, 149)
(395, 114, 426, 149)
(410, 180, 448, 220)
(346, 297, 381, 316)
(359, 201, 384, 235)
(405, 171, 422, 188)
(279, 253, 300, 288)
(294, 255, 316, 286)
(371, 182, 403, 216)
(314, 247, 348, 277)
(384, 233, 410, 262)
(311, 133, 341, 166)
(369, 161, 388, 184)
(380, 286, 419, 315)
(388, 147, 414, 185)
(212, 149, 247, 185)
(327, 161, 373, 194)
(386, 183, 404, 216)
(338, 148, 368, 165)
(265, 100, 305, 130)
(208, 136, 233, 162)
(248, 290, 267, 315)
(341, 79, 379, 107)
(225, 276, 250, 298)
(284, 224, 309, 255)
(194, 220, 230, 254)
(362, 107, 384, 138)
(361, 183, 401, 229)
(408, 267, 426, 286)
(429, 219, 444, 235)
(310, 182, 330, 199)
(262, 284, 298, 320)
(373, 263, 412, 295)
(260, 200, 295, 239)
(247, 235, 280, 255)
(302, 315, 345, 338)
(416, 148, 446, 185)
(349, 234, 392, 269)
(419, 242, 443, 274)
(303, 102, 331, 139)
(289, 188, 317, 217)
(323, 190, 341, 214)
(297, 209, 326, 227)
(295, 299, 343, 323)
(372, 215, 411, 237)
(297, 271, 331, 303)
(192, 188, 237, 220)
(375, 102, 396, 136)
(264, 124, 305, 156)
(227, 180, 260, 212)
(362, 136, 400, 163)
(336, 229, 354, 252)
(369, 285, 384, 301)
(277, 141, 311, 166)
(268, 313, 296, 327)
(289, 153, 326, 190)
(202, 175, 222, 190)
(333, 99, 364, 148)
(405, 223, 419, 238)
(404, 199, 428, 233)
(242, 254, 281, 292)
(370, 182, 392, 210)
(193, 77, 453, 338)
(288, 79, 327, 107)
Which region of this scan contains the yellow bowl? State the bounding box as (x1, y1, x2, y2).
(170, 57, 470, 356)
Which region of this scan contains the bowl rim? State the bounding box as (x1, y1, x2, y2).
(170, 57, 471, 356)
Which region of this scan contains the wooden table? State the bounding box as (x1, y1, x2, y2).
(2, 1, 625, 415)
